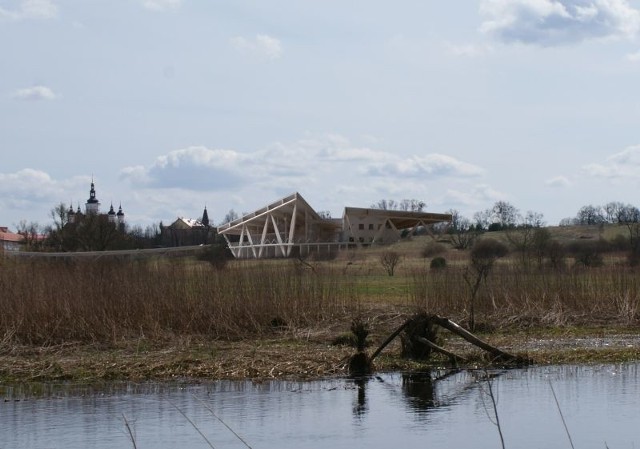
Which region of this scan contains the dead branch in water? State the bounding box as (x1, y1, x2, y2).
(362, 313, 530, 374)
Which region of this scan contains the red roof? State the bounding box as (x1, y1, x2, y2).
(0, 228, 24, 243)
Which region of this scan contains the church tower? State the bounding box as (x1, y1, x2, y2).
(202, 206, 210, 227)
(107, 203, 116, 223)
(117, 204, 125, 231)
(85, 179, 101, 215)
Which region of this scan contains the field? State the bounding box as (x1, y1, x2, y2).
(1, 224, 640, 383)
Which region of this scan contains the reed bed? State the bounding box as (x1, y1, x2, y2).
(411, 264, 640, 327)
(3, 250, 640, 348)
(0, 257, 356, 345)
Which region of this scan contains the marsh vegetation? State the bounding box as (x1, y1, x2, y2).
(1, 223, 639, 381)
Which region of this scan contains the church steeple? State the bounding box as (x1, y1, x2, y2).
(85, 178, 100, 214)
(107, 203, 116, 223)
(202, 206, 210, 227)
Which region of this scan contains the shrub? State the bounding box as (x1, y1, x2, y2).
(610, 234, 631, 251)
(430, 256, 447, 270)
(546, 240, 567, 270)
(422, 241, 446, 258)
(198, 243, 233, 269)
(628, 242, 640, 267)
(380, 250, 401, 276)
(471, 238, 509, 266)
(566, 240, 608, 268)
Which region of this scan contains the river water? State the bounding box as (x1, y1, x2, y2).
(1, 363, 639, 449)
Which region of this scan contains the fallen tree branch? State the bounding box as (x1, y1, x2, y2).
(415, 336, 466, 365)
(430, 315, 530, 365)
(370, 317, 412, 362)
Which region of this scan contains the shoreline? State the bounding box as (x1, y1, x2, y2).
(2, 326, 640, 386)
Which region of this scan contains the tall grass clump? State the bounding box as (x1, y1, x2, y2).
(0, 257, 356, 345)
(411, 263, 640, 328)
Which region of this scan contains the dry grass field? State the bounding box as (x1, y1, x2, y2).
(1, 223, 639, 383)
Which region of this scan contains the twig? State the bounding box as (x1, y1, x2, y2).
(549, 380, 575, 449)
(122, 413, 137, 449)
(169, 400, 216, 449)
(192, 394, 254, 449)
(481, 371, 506, 449)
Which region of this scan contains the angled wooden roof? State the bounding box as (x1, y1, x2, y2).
(343, 207, 452, 228)
(217, 192, 340, 236)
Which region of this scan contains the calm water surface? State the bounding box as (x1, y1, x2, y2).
(1, 363, 639, 449)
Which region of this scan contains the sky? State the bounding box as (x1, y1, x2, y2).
(2, 0, 640, 231)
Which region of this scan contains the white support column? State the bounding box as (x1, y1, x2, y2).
(223, 234, 240, 258)
(286, 202, 298, 257)
(271, 215, 287, 257)
(243, 224, 258, 258)
(258, 217, 270, 258)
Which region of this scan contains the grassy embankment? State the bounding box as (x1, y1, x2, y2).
(1, 224, 639, 383)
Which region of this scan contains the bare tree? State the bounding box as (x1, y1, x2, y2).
(464, 239, 508, 331)
(399, 199, 426, 212)
(491, 201, 520, 229)
(380, 250, 401, 276)
(505, 210, 545, 268)
(222, 209, 239, 224)
(473, 209, 492, 231)
(371, 199, 425, 212)
(604, 201, 625, 224)
(446, 210, 480, 249)
(15, 220, 42, 250)
(576, 205, 605, 225)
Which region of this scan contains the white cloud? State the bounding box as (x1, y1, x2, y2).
(119, 137, 486, 213)
(582, 144, 640, 179)
(365, 153, 484, 178)
(480, 0, 640, 45)
(0, 0, 57, 20)
(12, 85, 58, 101)
(230, 34, 283, 61)
(142, 0, 182, 11)
(0, 169, 86, 219)
(626, 50, 640, 61)
(123, 146, 249, 189)
(545, 175, 572, 187)
(446, 42, 494, 57)
(0, 136, 494, 226)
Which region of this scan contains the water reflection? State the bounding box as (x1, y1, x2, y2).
(352, 378, 367, 417)
(351, 369, 469, 419)
(2, 364, 640, 449)
(401, 370, 440, 412)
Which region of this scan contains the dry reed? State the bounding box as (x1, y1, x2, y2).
(0, 257, 355, 345)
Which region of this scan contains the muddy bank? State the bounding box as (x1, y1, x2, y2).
(2, 325, 640, 384)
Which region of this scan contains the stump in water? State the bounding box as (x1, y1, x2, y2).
(400, 312, 438, 360)
(347, 318, 373, 377)
(348, 352, 373, 377)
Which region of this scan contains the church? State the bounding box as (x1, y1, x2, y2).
(67, 179, 125, 231)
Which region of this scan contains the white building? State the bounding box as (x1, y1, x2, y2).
(216, 192, 451, 259)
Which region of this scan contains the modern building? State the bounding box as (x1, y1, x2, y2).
(216, 192, 452, 259)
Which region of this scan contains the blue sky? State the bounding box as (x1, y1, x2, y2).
(2, 0, 640, 230)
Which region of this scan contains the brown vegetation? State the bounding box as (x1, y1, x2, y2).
(2, 224, 640, 382)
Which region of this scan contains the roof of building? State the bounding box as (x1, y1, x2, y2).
(0, 227, 24, 243)
(343, 206, 452, 228)
(169, 217, 206, 229)
(217, 192, 340, 236)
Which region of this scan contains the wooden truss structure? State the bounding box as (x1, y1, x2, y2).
(217, 192, 452, 259)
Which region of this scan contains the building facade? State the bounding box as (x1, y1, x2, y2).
(216, 192, 452, 259)
(161, 206, 214, 247)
